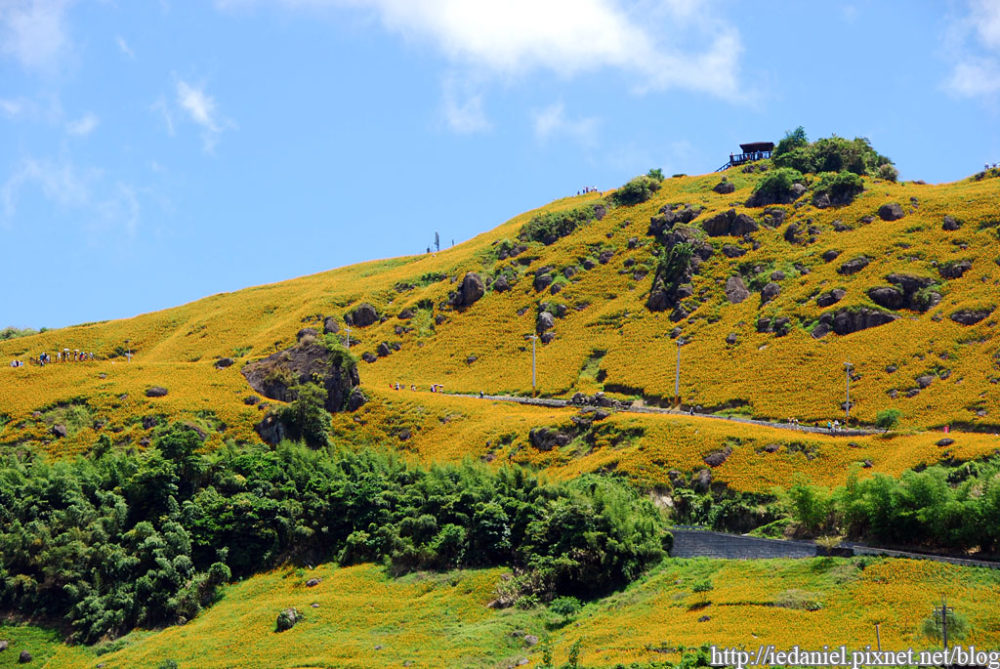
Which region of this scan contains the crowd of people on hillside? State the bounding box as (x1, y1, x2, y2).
(9, 349, 96, 368)
(987, 163, 999, 170)
(390, 383, 445, 393)
(576, 186, 599, 195)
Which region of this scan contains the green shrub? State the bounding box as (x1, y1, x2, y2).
(611, 175, 661, 206)
(813, 170, 864, 205)
(773, 126, 808, 157)
(692, 578, 713, 593)
(875, 408, 902, 429)
(278, 382, 331, 448)
(750, 167, 804, 205)
(519, 204, 603, 245)
(773, 131, 893, 177)
(774, 589, 822, 611)
(549, 595, 582, 618)
(877, 163, 899, 182)
(922, 607, 969, 643)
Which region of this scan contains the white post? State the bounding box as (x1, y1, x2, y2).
(844, 361, 852, 424)
(344, 326, 352, 349)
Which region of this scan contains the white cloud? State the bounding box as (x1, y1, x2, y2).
(0, 0, 73, 70)
(0, 98, 25, 117)
(216, 0, 743, 100)
(176, 79, 233, 151)
(1, 157, 140, 236)
(944, 0, 1000, 99)
(441, 76, 490, 133)
(66, 112, 98, 136)
(116, 35, 134, 59)
(533, 102, 598, 145)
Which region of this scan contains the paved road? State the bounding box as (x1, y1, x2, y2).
(670, 528, 1000, 570)
(444, 392, 880, 437)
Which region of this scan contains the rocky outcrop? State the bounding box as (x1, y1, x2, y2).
(276, 608, 301, 632)
(878, 203, 905, 221)
(942, 215, 962, 231)
(938, 260, 972, 279)
(761, 282, 781, 304)
(703, 446, 732, 468)
(533, 271, 553, 292)
(451, 272, 485, 309)
(347, 303, 379, 327)
(712, 179, 735, 194)
(648, 204, 702, 237)
(529, 427, 572, 451)
(721, 244, 746, 258)
(323, 316, 339, 334)
(950, 308, 994, 325)
(837, 256, 871, 275)
(814, 308, 898, 336)
(725, 276, 751, 304)
(867, 274, 939, 312)
(241, 337, 361, 413)
(536, 311, 555, 334)
(492, 274, 510, 292)
(701, 209, 758, 237)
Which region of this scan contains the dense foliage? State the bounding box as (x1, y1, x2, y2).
(750, 167, 804, 204)
(0, 425, 669, 643)
(0, 326, 41, 341)
(520, 204, 604, 245)
(772, 127, 894, 178)
(788, 458, 1000, 550)
(610, 174, 662, 206)
(812, 170, 865, 204)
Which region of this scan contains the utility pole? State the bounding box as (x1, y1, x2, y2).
(674, 338, 683, 407)
(874, 622, 881, 652)
(940, 597, 952, 650)
(344, 326, 352, 349)
(844, 360, 853, 424)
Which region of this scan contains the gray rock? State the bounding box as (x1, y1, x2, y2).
(822, 249, 841, 262)
(145, 386, 168, 398)
(243, 337, 360, 414)
(276, 608, 300, 632)
(377, 342, 392, 357)
(349, 303, 379, 327)
(456, 272, 485, 308)
(950, 308, 993, 325)
(533, 273, 553, 292)
(868, 286, 905, 310)
(703, 446, 732, 467)
(702, 209, 758, 237)
(598, 250, 615, 264)
(0, 639, 7, 652)
(878, 203, 905, 221)
(816, 288, 846, 308)
(537, 311, 555, 333)
(725, 275, 750, 304)
(916, 375, 935, 389)
(323, 316, 340, 333)
(761, 282, 781, 304)
(812, 192, 831, 209)
(549, 282, 563, 295)
(790, 183, 808, 199)
(838, 256, 871, 275)
(215, 357, 235, 369)
(397, 308, 415, 320)
(831, 308, 898, 335)
(493, 274, 510, 292)
(811, 322, 831, 339)
(142, 415, 160, 430)
(939, 260, 972, 279)
(524, 635, 539, 647)
(361, 351, 377, 363)
(540, 332, 555, 344)
(347, 387, 367, 411)
(51, 424, 68, 438)
(18, 650, 31, 664)
(297, 327, 318, 341)
(784, 223, 801, 244)
(692, 468, 712, 492)
(713, 180, 735, 194)
(529, 427, 571, 451)
(725, 333, 738, 345)
(942, 215, 962, 231)
(770, 270, 785, 281)
(721, 244, 746, 258)
(936, 438, 955, 447)
(306, 578, 321, 587)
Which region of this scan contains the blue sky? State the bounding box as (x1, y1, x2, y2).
(2, 0, 999, 329)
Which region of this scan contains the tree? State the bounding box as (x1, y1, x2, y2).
(434, 232, 440, 253)
(279, 383, 331, 448)
(774, 126, 808, 157)
(875, 408, 902, 429)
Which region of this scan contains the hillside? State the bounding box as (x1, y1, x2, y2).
(3, 165, 999, 478)
(3, 158, 1000, 667)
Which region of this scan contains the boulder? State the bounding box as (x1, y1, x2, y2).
(454, 272, 485, 308)
(761, 282, 781, 304)
(811, 322, 831, 338)
(0, 639, 8, 652)
(939, 260, 972, 279)
(712, 180, 735, 194)
(549, 283, 563, 295)
(533, 273, 553, 292)
(598, 250, 615, 264)
(648, 204, 702, 236)
(142, 415, 160, 430)
(537, 311, 555, 333)
(377, 342, 392, 357)
(347, 387, 367, 411)
(821, 249, 841, 263)
(323, 316, 339, 333)
(361, 351, 377, 363)
(492, 274, 510, 292)
(703, 446, 732, 468)
(815, 288, 846, 307)
(529, 427, 571, 451)
(297, 327, 318, 341)
(790, 183, 808, 199)
(348, 303, 379, 327)
(837, 256, 871, 275)
(725, 276, 751, 304)
(692, 468, 712, 493)
(702, 209, 758, 237)
(306, 578, 321, 587)
(721, 244, 746, 258)
(950, 308, 993, 325)
(936, 438, 955, 447)
(725, 333, 738, 345)
(916, 375, 935, 389)
(18, 650, 31, 664)
(215, 357, 235, 369)
(770, 270, 785, 281)
(783, 223, 801, 244)
(877, 203, 905, 221)
(867, 286, 905, 310)
(812, 192, 831, 209)
(397, 308, 415, 320)
(276, 608, 300, 632)
(942, 215, 962, 231)
(761, 207, 788, 227)
(524, 635, 539, 647)
(830, 308, 898, 335)
(145, 386, 168, 398)
(51, 424, 68, 438)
